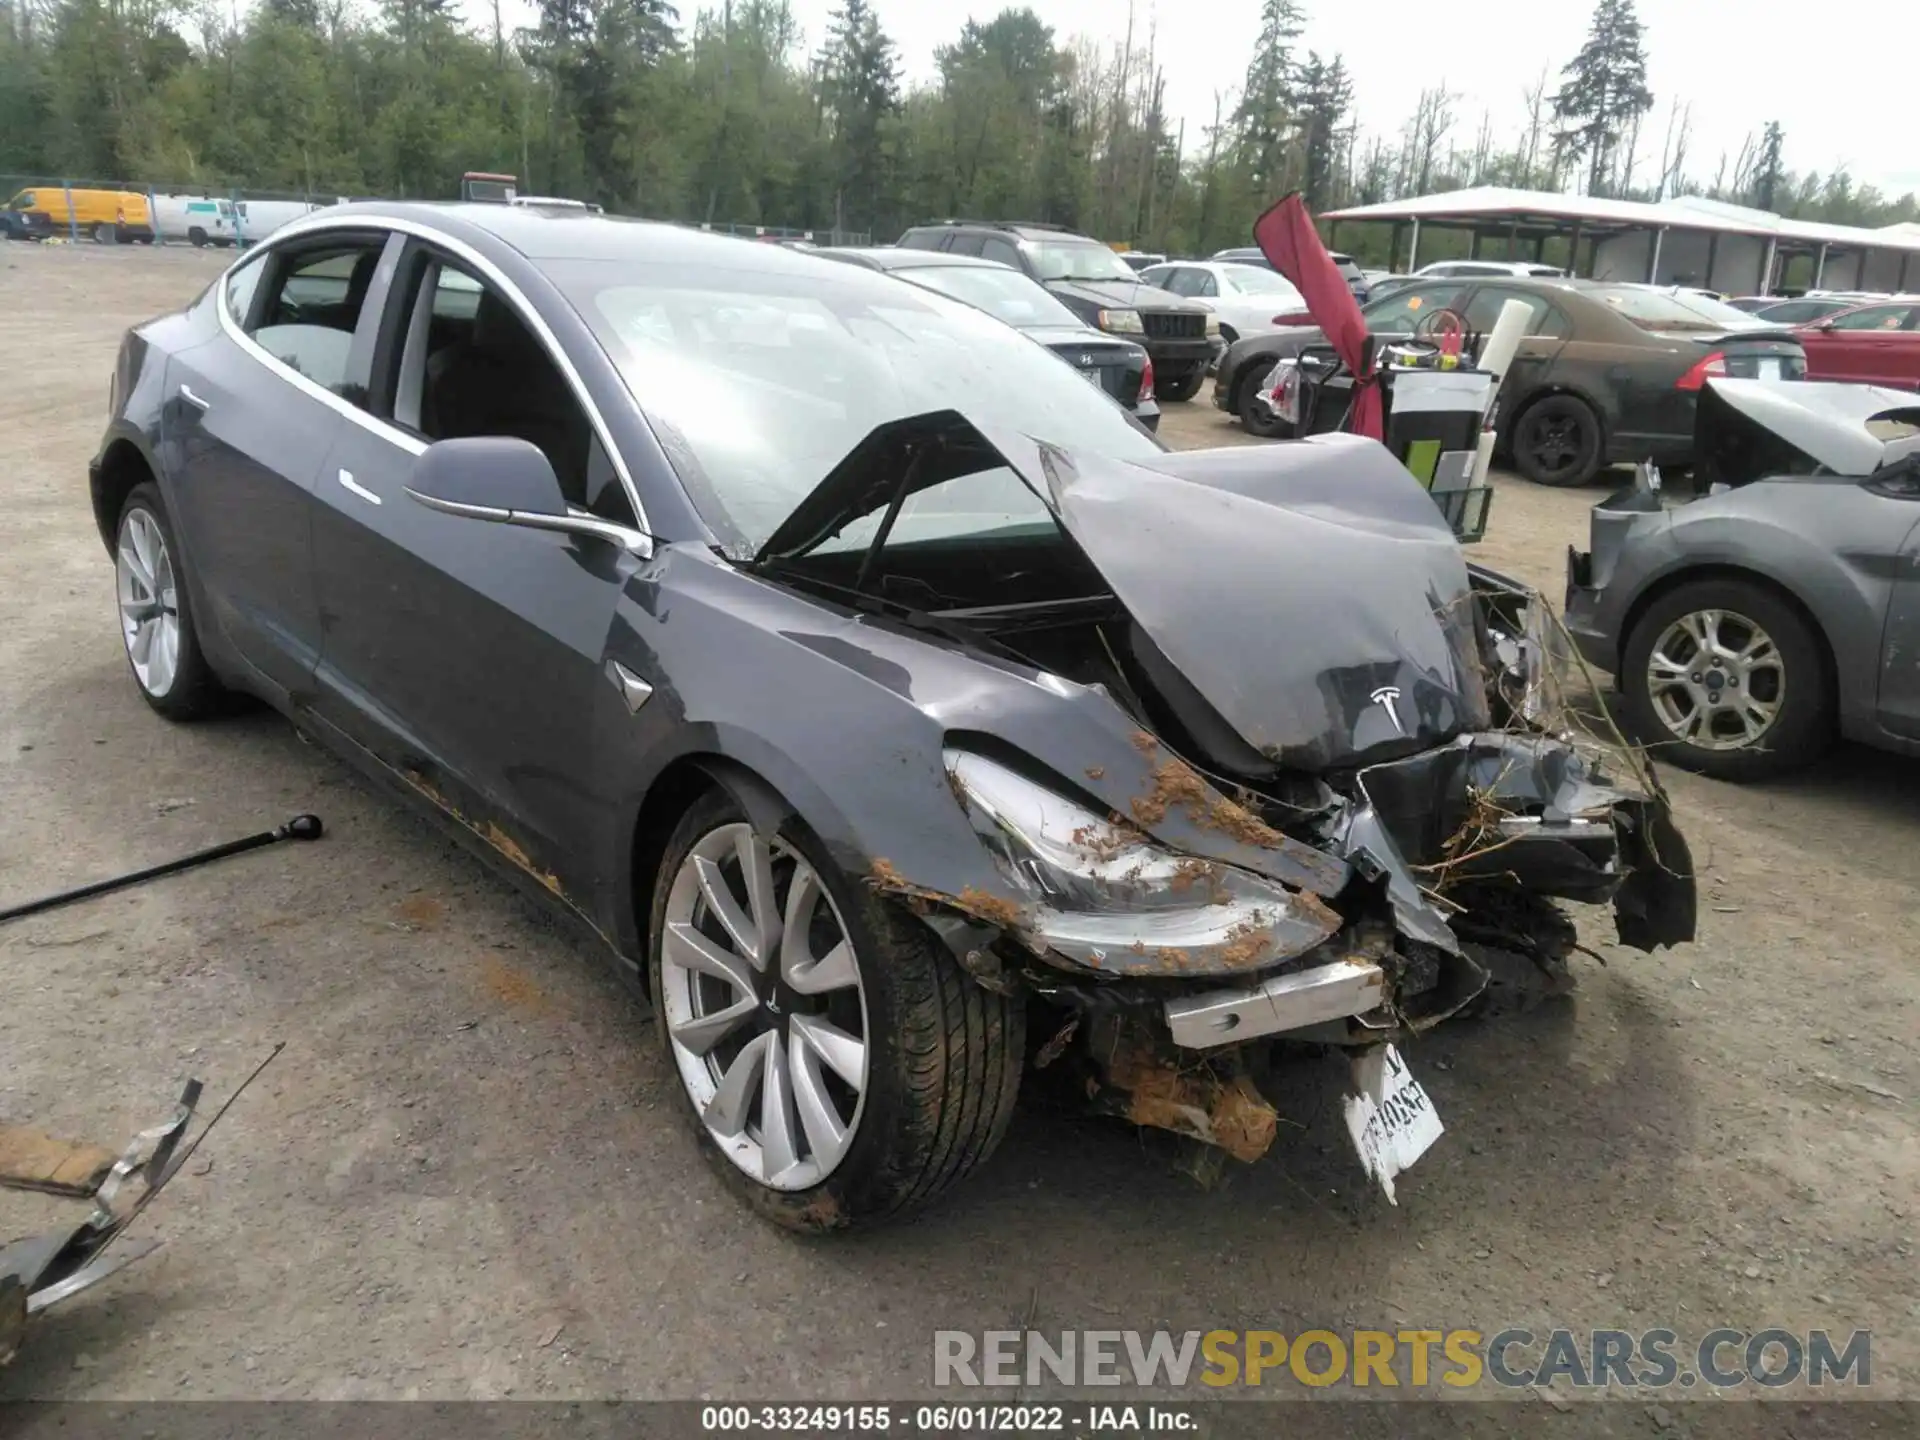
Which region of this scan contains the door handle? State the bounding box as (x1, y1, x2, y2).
(338, 469, 382, 506)
(178, 383, 209, 411)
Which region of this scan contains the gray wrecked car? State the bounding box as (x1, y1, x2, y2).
(734, 415, 1696, 1218)
(1565, 378, 1920, 780)
(96, 213, 1691, 1229)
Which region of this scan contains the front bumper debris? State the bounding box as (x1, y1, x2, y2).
(1165, 955, 1386, 1049)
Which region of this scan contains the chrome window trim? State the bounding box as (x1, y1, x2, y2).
(213, 213, 655, 557)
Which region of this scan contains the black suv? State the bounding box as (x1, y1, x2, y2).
(896, 221, 1220, 400)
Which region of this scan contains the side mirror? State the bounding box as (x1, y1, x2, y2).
(404, 436, 647, 551)
(407, 435, 567, 516)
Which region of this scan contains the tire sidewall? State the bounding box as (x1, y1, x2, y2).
(1618, 578, 1831, 780)
(647, 791, 961, 1232)
(1514, 394, 1601, 487)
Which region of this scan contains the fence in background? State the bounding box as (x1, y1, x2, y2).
(1, 175, 871, 250)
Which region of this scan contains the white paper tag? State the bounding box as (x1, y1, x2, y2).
(1343, 1044, 1444, 1205)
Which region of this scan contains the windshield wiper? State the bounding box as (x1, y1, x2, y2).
(751, 559, 1031, 663)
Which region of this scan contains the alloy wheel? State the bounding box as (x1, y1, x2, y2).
(1524, 412, 1584, 476)
(116, 508, 181, 698)
(1645, 607, 1784, 751)
(659, 822, 870, 1191)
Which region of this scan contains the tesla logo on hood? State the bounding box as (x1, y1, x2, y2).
(1370, 686, 1406, 736)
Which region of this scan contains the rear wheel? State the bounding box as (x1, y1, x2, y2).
(187, 227, 208, 248)
(89, 222, 112, 245)
(1512, 393, 1602, 487)
(1618, 577, 1833, 780)
(1158, 367, 1204, 402)
(114, 484, 224, 720)
(649, 790, 1024, 1230)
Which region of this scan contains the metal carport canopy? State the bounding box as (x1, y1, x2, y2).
(1319, 185, 1920, 290)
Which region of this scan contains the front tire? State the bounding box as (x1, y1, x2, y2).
(649, 790, 1024, 1231)
(1511, 393, 1602, 487)
(114, 484, 223, 720)
(1617, 577, 1832, 780)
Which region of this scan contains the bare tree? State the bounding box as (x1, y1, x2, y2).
(1519, 66, 1549, 186)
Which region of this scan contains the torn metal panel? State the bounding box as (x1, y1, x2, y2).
(2, 1049, 280, 1366)
(0, 1082, 196, 1363)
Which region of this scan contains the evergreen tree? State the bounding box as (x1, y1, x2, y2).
(1231, 0, 1304, 191)
(1295, 52, 1351, 209)
(817, 0, 897, 234)
(1551, 0, 1653, 196)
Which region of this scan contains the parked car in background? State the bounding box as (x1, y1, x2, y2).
(1214, 277, 1805, 486)
(1136, 260, 1310, 344)
(1120, 250, 1166, 272)
(1733, 296, 1861, 324)
(1210, 246, 1370, 305)
(89, 201, 1693, 1226)
(816, 246, 1158, 430)
(897, 221, 1219, 399)
(1364, 274, 1420, 301)
(1794, 299, 1920, 389)
(1414, 260, 1566, 280)
(1566, 379, 1920, 778)
(2, 187, 153, 244)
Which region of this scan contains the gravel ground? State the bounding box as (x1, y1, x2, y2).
(1, 241, 1914, 1409)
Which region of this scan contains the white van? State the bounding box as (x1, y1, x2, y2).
(231, 199, 326, 244)
(154, 194, 238, 247)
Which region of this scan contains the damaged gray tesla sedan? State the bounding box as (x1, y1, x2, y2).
(90, 204, 1695, 1228)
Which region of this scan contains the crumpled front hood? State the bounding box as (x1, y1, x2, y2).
(753, 411, 1491, 773)
(1015, 430, 1493, 772)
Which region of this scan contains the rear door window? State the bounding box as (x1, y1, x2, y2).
(1463, 286, 1565, 337)
(945, 232, 985, 257)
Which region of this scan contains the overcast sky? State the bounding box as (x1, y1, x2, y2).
(479, 0, 1915, 200)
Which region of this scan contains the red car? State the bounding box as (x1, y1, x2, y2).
(1795, 299, 1920, 389)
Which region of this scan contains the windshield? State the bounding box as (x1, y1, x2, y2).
(556, 259, 1164, 554)
(1218, 265, 1301, 296)
(1029, 241, 1139, 283)
(1591, 285, 1751, 333)
(9, 192, 32, 211)
(893, 264, 1083, 329)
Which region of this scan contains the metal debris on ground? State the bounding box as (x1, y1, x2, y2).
(0, 1043, 283, 1366)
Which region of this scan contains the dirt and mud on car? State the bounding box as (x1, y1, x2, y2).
(751, 412, 1698, 1201)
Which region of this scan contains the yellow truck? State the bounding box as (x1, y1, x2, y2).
(1, 187, 155, 243)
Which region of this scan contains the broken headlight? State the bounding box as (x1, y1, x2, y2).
(941, 749, 1338, 977)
